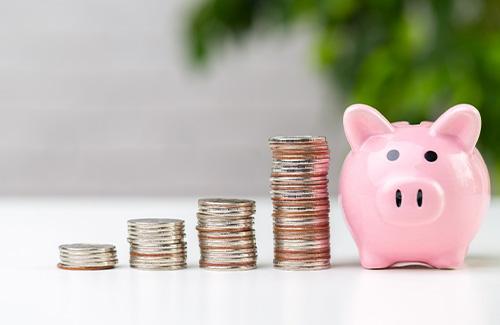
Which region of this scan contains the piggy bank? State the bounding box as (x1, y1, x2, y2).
(339, 104, 490, 269)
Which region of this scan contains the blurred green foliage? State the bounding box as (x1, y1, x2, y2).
(187, 0, 500, 188)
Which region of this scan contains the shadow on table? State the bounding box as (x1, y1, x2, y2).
(253, 254, 500, 270)
(465, 254, 500, 269)
(331, 254, 500, 270)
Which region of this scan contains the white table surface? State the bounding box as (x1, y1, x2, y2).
(1, 197, 499, 325)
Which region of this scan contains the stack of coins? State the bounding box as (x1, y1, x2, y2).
(127, 218, 187, 270)
(58, 243, 118, 270)
(269, 136, 331, 270)
(197, 198, 257, 270)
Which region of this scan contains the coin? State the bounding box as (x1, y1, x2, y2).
(269, 136, 331, 270)
(130, 263, 187, 270)
(127, 218, 187, 270)
(57, 264, 116, 271)
(128, 218, 183, 225)
(273, 259, 330, 270)
(57, 243, 118, 270)
(198, 198, 255, 207)
(197, 198, 257, 270)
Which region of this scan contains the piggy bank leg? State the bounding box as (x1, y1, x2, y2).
(359, 250, 394, 269)
(427, 249, 467, 269)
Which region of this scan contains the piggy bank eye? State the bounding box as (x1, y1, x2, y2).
(387, 149, 400, 161)
(424, 150, 438, 162)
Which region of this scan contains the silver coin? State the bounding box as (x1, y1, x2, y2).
(269, 135, 326, 143)
(130, 255, 186, 263)
(198, 204, 255, 210)
(198, 232, 255, 239)
(269, 136, 331, 270)
(130, 263, 187, 270)
(271, 181, 328, 187)
(127, 219, 184, 231)
(127, 236, 185, 243)
(60, 255, 118, 261)
(201, 254, 257, 261)
(199, 240, 256, 250)
(271, 193, 329, 200)
(128, 234, 185, 241)
(198, 206, 255, 213)
(60, 258, 118, 265)
(271, 163, 330, 170)
(128, 221, 184, 227)
(130, 254, 186, 261)
(273, 215, 330, 222)
(128, 242, 185, 249)
(59, 250, 117, 258)
(274, 244, 330, 251)
(129, 249, 185, 254)
(127, 217, 187, 270)
(197, 213, 255, 220)
(59, 243, 116, 252)
(128, 227, 185, 233)
(272, 158, 330, 163)
(273, 260, 330, 270)
(197, 217, 254, 224)
(197, 223, 254, 231)
(131, 255, 186, 262)
(128, 218, 183, 225)
(271, 167, 330, 174)
(60, 254, 117, 261)
(274, 220, 329, 227)
(201, 256, 257, 263)
(198, 198, 255, 207)
(200, 265, 256, 271)
(59, 260, 118, 267)
(128, 227, 185, 235)
(197, 221, 254, 228)
(200, 246, 257, 252)
(197, 197, 258, 270)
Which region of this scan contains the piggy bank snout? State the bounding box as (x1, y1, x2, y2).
(376, 177, 445, 226)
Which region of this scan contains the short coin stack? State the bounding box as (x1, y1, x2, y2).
(58, 243, 118, 270)
(269, 136, 331, 270)
(197, 198, 257, 270)
(127, 218, 187, 270)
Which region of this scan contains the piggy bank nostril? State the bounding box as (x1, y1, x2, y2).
(417, 189, 423, 207)
(395, 189, 402, 208)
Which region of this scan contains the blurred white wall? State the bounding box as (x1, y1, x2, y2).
(0, 0, 347, 196)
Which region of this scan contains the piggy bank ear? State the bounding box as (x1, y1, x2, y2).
(430, 104, 481, 153)
(343, 104, 394, 151)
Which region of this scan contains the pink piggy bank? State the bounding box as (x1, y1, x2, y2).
(339, 104, 490, 269)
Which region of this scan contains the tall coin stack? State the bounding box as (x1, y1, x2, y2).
(197, 198, 257, 270)
(127, 218, 187, 270)
(269, 136, 331, 270)
(58, 243, 118, 270)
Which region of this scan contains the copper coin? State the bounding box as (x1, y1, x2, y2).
(272, 199, 329, 206)
(198, 233, 255, 240)
(199, 245, 255, 250)
(196, 226, 254, 233)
